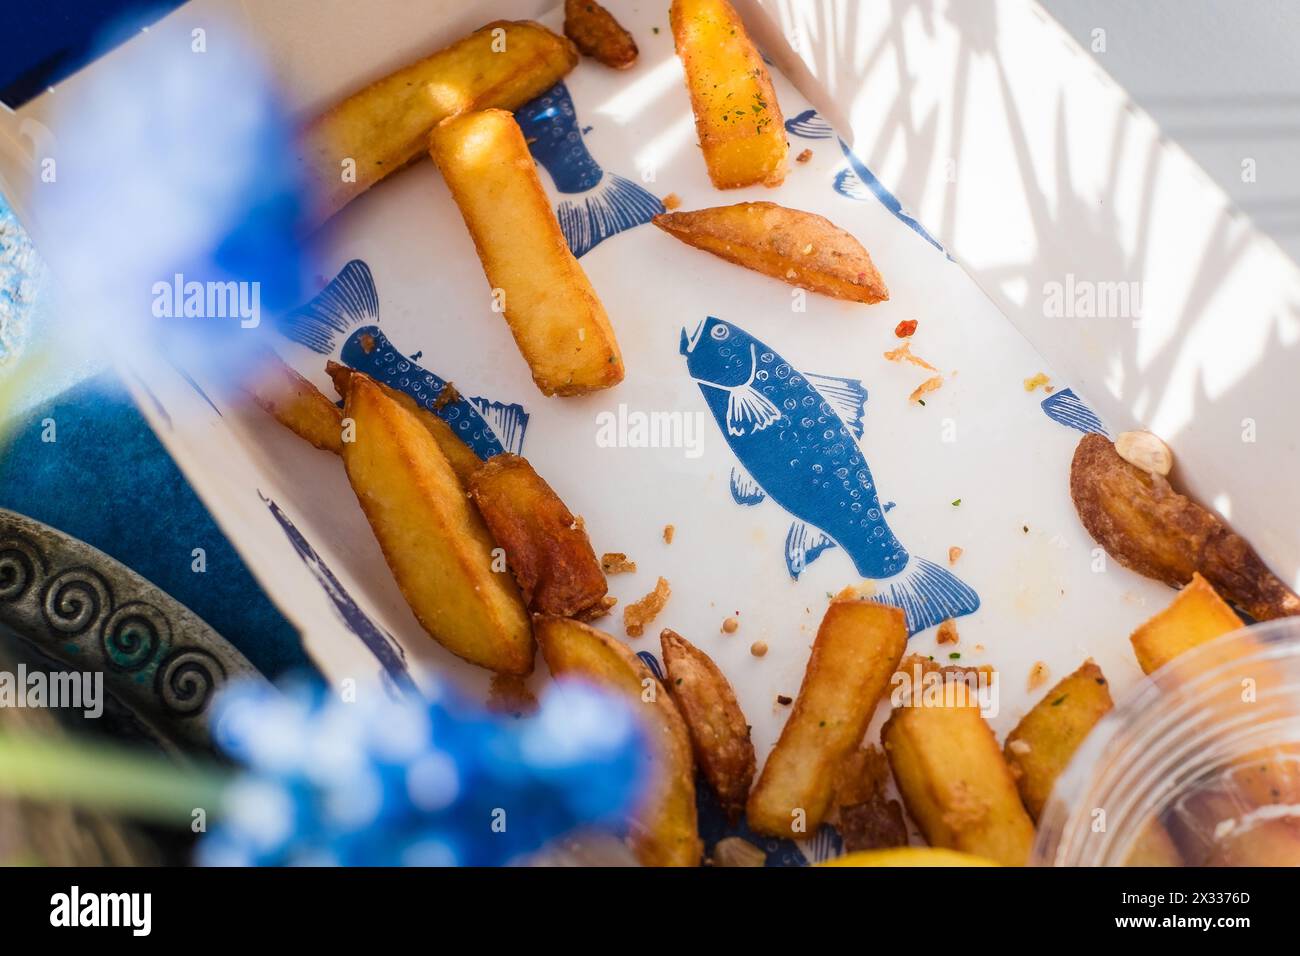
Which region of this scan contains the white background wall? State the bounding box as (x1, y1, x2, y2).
(1041, 0, 1300, 264)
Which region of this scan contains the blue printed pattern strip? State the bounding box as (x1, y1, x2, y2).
(681, 317, 979, 635)
(784, 109, 947, 257)
(275, 260, 528, 460)
(263, 494, 416, 695)
(1040, 387, 1107, 436)
(516, 83, 664, 258)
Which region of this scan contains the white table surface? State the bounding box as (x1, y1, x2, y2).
(1041, 0, 1300, 266)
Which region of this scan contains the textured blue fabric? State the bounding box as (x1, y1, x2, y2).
(0, 372, 312, 678)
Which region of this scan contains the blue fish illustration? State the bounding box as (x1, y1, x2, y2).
(262, 493, 416, 696)
(1041, 387, 1107, 436)
(681, 317, 980, 635)
(515, 82, 664, 258)
(275, 259, 528, 460)
(784, 109, 948, 257)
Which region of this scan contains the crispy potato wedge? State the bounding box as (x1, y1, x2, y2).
(654, 203, 888, 304)
(564, 0, 638, 69)
(1071, 432, 1300, 621)
(1129, 572, 1244, 675)
(883, 701, 1035, 866)
(342, 374, 532, 674)
(1003, 660, 1114, 819)
(669, 0, 787, 188)
(298, 21, 577, 225)
(428, 109, 623, 396)
(660, 629, 756, 822)
(832, 746, 908, 852)
(325, 360, 481, 483)
(467, 454, 608, 617)
(241, 348, 343, 453)
(535, 615, 701, 866)
(746, 599, 906, 837)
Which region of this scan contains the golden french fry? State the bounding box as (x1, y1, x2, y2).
(342, 374, 532, 674)
(746, 599, 906, 837)
(534, 614, 701, 866)
(669, 0, 787, 188)
(324, 359, 481, 483)
(298, 20, 577, 225)
(653, 203, 888, 304)
(1071, 433, 1300, 621)
(1123, 820, 1183, 866)
(468, 454, 608, 617)
(883, 701, 1035, 866)
(428, 109, 624, 396)
(564, 0, 638, 69)
(1003, 660, 1114, 819)
(1129, 572, 1244, 675)
(241, 348, 343, 453)
(660, 629, 756, 822)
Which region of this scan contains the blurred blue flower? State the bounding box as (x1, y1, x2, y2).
(27, 12, 316, 382)
(199, 678, 647, 867)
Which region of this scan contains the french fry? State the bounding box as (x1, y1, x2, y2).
(298, 21, 577, 225)
(342, 374, 533, 674)
(669, 0, 787, 188)
(468, 454, 608, 617)
(653, 203, 888, 304)
(883, 701, 1036, 866)
(564, 0, 638, 69)
(660, 628, 756, 822)
(746, 599, 906, 837)
(428, 109, 624, 396)
(1003, 660, 1114, 819)
(1123, 820, 1183, 866)
(325, 360, 481, 483)
(534, 615, 701, 866)
(1129, 572, 1244, 675)
(241, 348, 343, 453)
(1071, 433, 1300, 621)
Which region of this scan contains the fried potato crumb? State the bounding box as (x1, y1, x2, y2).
(432, 381, 461, 410)
(750, 641, 768, 657)
(833, 581, 877, 602)
(795, 148, 813, 164)
(883, 340, 938, 371)
(948, 545, 963, 565)
(601, 552, 637, 574)
(575, 595, 617, 621)
(624, 576, 670, 637)
(1023, 372, 1051, 392)
(936, 618, 959, 645)
(1027, 660, 1051, 691)
(1007, 739, 1032, 756)
(721, 615, 740, 633)
(909, 374, 944, 403)
(662, 524, 675, 544)
(662, 192, 682, 210)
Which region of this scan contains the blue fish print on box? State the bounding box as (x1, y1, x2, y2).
(681, 317, 980, 635)
(1040, 387, 1107, 436)
(276, 259, 528, 460)
(784, 109, 948, 258)
(515, 83, 664, 258)
(262, 493, 416, 696)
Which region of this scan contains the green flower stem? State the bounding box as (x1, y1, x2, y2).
(0, 731, 232, 826)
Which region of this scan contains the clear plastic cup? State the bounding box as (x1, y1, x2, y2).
(1034, 619, 1300, 866)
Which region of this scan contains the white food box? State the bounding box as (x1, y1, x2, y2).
(4, 0, 1297, 860)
